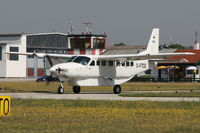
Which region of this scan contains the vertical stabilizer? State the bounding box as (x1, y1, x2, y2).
(139, 28, 159, 55)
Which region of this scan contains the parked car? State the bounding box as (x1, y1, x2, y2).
(36, 76, 59, 82)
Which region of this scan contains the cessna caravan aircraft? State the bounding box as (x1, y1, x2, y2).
(7, 28, 193, 94)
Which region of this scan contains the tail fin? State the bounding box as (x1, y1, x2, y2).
(139, 28, 159, 55)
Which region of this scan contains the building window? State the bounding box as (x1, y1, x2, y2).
(10, 47, 19, 61)
(0, 46, 2, 60)
(93, 38, 105, 49)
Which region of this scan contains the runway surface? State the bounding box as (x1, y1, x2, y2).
(1, 92, 200, 102)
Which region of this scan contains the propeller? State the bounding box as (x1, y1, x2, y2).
(55, 67, 65, 73)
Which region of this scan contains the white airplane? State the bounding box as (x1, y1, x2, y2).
(6, 28, 194, 94)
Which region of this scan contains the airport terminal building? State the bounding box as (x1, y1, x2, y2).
(0, 32, 107, 78)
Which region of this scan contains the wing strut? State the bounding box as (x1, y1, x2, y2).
(46, 56, 53, 67)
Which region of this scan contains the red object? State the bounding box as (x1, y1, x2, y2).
(80, 49, 86, 54)
(37, 68, 44, 77)
(99, 49, 103, 54)
(104, 37, 107, 48)
(68, 49, 74, 55)
(28, 68, 34, 77)
(166, 49, 200, 64)
(92, 49, 95, 55)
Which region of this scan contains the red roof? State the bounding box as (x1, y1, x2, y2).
(166, 49, 200, 64)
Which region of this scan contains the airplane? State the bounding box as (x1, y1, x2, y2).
(6, 28, 194, 94)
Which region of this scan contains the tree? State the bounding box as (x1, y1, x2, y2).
(168, 44, 185, 49)
(113, 42, 126, 46)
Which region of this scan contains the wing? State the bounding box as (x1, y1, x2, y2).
(5, 52, 73, 58)
(96, 52, 194, 60)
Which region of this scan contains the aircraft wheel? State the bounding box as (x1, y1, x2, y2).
(73, 86, 81, 94)
(58, 84, 64, 94)
(113, 85, 121, 94)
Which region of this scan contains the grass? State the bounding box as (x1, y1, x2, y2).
(120, 92, 200, 97)
(0, 99, 200, 133)
(1, 81, 200, 93)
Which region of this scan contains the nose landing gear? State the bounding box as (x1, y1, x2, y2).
(58, 82, 64, 94)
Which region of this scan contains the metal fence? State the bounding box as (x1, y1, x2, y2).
(130, 77, 200, 82)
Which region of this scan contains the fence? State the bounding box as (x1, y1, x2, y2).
(130, 77, 200, 82)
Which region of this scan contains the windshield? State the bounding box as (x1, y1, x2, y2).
(73, 56, 91, 66)
(66, 56, 77, 62)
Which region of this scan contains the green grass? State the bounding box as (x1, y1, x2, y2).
(1, 81, 200, 93)
(0, 99, 200, 133)
(120, 92, 200, 97)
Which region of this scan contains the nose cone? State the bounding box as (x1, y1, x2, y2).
(50, 66, 56, 73)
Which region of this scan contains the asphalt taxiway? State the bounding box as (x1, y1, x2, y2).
(0, 92, 200, 102)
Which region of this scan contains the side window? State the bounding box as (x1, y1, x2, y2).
(101, 60, 106, 66)
(90, 60, 95, 66)
(97, 61, 100, 66)
(122, 62, 125, 67)
(126, 62, 129, 67)
(131, 62, 134, 66)
(10, 47, 19, 61)
(108, 61, 113, 66)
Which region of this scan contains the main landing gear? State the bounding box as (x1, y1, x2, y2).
(73, 86, 81, 94)
(113, 85, 121, 94)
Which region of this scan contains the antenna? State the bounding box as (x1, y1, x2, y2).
(51, 17, 56, 32)
(195, 32, 198, 44)
(169, 34, 172, 45)
(83, 22, 92, 33)
(68, 19, 75, 34)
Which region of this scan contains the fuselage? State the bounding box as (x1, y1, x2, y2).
(50, 55, 149, 86)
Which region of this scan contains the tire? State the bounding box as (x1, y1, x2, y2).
(58, 85, 64, 94)
(73, 86, 81, 94)
(113, 85, 121, 94)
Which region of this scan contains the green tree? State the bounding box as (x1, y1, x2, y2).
(168, 44, 185, 49)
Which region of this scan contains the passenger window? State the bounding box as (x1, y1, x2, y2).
(101, 60, 106, 66)
(131, 62, 134, 66)
(108, 61, 113, 66)
(126, 62, 129, 67)
(122, 62, 125, 66)
(116, 61, 120, 66)
(97, 61, 100, 66)
(90, 60, 95, 66)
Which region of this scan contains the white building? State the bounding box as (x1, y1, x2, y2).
(0, 34, 26, 77)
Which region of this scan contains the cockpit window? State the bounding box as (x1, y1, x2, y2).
(73, 56, 91, 66)
(67, 56, 77, 62)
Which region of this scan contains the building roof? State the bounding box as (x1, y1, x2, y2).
(68, 34, 107, 38)
(107, 45, 146, 50)
(0, 34, 22, 37)
(165, 49, 200, 64)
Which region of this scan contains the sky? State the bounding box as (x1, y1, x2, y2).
(0, 0, 200, 46)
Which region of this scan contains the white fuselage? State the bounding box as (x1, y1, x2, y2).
(50, 56, 149, 86)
